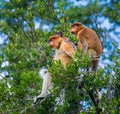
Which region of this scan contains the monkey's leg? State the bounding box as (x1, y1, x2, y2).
(87, 49, 98, 72)
(92, 60, 99, 72)
(33, 73, 52, 104)
(87, 49, 97, 59)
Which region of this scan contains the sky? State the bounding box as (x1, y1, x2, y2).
(0, 0, 120, 46)
(0, 0, 120, 76)
(0, 36, 4, 45)
(0, 16, 119, 71)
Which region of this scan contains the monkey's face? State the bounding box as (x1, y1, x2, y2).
(71, 26, 78, 35)
(71, 22, 83, 35)
(39, 68, 48, 78)
(49, 39, 61, 49)
(49, 35, 63, 49)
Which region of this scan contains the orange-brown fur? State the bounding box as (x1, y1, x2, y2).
(49, 35, 76, 68)
(71, 22, 103, 71)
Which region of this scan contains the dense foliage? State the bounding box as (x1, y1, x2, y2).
(0, 0, 120, 114)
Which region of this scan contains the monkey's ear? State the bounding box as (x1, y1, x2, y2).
(71, 22, 82, 27)
(48, 35, 60, 42)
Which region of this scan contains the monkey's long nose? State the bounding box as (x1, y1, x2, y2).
(70, 30, 74, 34)
(49, 42, 53, 48)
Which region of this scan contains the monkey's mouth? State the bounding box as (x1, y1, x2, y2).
(49, 45, 53, 48)
(71, 31, 76, 35)
(71, 31, 74, 34)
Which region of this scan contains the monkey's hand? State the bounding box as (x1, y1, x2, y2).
(33, 95, 45, 105)
(33, 94, 52, 105)
(79, 37, 88, 56)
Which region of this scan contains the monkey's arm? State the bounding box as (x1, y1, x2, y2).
(78, 41, 83, 50)
(80, 38, 88, 55)
(62, 42, 76, 58)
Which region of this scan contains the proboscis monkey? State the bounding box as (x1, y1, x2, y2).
(71, 22, 104, 112)
(55, 31, 63, 37)
(71, 22, 103, 71)
(49, 35, 76, 67)
(33, 35, 76, 104)
(55, 31, 70, 42)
